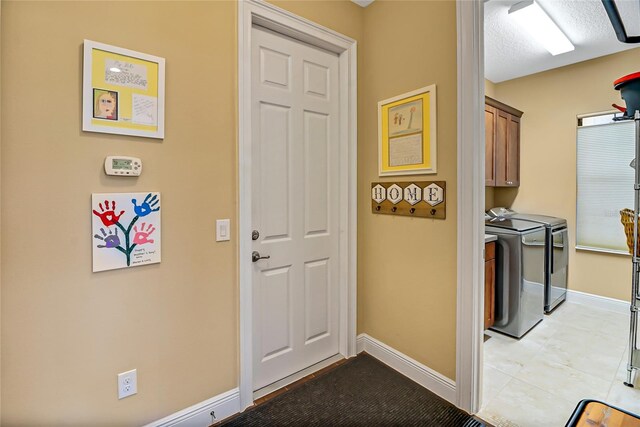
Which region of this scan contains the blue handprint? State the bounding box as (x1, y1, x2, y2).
(94, 227, 121, 248)
(132, 193, 160, 217)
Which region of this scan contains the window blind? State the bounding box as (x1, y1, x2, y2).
(576, 121, 635, 254)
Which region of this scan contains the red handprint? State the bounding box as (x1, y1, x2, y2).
(92, 200, 125, 227)
(133, 222, 156, 245)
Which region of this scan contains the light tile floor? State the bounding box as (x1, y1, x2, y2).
(478, 300, 640, 427)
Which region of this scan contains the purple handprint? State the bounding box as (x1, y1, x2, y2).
(132, 193, 160, 217)
(133, 222, 155, 245)
(94, 227, 121, 248)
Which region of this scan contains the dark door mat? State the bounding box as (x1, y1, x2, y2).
(220, 353, 484, 426)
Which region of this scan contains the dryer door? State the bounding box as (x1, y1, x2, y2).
(547, 227, 568, 311)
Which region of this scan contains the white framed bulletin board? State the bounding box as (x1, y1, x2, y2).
(83, 40, 165, 139)
(378, 85, 437, 176)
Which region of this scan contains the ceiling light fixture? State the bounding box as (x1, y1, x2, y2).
(508, 0, 575, 56)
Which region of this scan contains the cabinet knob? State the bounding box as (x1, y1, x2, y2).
(506, 181, 513, 185)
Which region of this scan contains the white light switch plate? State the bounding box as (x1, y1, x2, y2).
(216, 219, 230, 242)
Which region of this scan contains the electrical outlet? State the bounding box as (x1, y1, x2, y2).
(118, 369, 137, 399)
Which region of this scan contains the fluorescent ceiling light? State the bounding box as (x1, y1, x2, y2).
(509, 0, 575, 56)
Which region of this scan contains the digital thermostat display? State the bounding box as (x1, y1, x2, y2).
(105, 156, 142, 176)
(112, 159, 132, 170)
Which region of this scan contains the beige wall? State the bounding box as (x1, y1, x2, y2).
(0, 0, 365, 425)
(270, 0, 364, 41)
(1, 0, 460, 424)
(485, 78, 497, 98)
(272, 1, 459, 381)
(492, 48, 640, 301)
(1, 2, 238, 424)
(358, 0, 458, 380)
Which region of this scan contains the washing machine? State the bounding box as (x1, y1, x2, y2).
(486, 216, 546, 338)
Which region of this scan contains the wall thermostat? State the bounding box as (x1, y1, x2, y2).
(105, 156, 142, 176)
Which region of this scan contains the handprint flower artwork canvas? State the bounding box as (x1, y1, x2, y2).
(91, 192, 161, 272)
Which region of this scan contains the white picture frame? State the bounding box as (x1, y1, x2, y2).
(83, 40, 165, 139)
(92, 192, 161, 272)
(378, 85, 437, 176)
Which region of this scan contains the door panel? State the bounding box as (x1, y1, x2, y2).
(304, 259, 330, 342)
(260, 47, 291, 89)
(251, 26, 340, 391)
(259, 266, 293, 361)
(304, 61, 329, 98)
(304, 111, 330, 235)
(259, 103, 291, 240)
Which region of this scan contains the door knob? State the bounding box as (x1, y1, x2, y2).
(252, 251, 270, 262)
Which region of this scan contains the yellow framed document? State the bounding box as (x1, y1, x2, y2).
(83, 40, 165, 139)
(378, 85, 437, 176)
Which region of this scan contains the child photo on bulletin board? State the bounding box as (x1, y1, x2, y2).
(93, 89, 118, 121)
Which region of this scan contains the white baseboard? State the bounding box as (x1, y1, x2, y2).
(566, 289, 630, 315)
(356, 334, 456, 404)
(145, 388, 240, 427)
(147, 335, 457, 426)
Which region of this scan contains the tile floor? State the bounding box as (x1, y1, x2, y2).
(478, 300, 640, 427)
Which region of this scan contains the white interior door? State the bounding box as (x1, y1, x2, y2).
(250, 25, 341, 391)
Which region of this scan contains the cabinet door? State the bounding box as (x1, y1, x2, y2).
(484, 242, 496, 330)
(485, 105, 497, 186)
(505, 115, 520, 186)
(494, 110, 509, 186)
(484, 259, 495, 329)
(495, 110, 520, 187)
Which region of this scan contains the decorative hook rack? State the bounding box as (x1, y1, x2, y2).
(371, 181, 446, 219)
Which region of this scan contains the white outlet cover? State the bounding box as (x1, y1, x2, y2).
(118, 369, 137, 399)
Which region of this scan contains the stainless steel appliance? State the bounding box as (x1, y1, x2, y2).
(485, 217, 546, 338)
(488, 207, 568, 313)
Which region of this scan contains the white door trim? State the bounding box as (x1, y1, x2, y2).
(455, 0, 484, 414)
(238, 0, 358, 411)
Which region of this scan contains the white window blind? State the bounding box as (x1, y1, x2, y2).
(576, 121, 635, 254)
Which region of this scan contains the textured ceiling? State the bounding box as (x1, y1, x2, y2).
(485, 0, 640, 83)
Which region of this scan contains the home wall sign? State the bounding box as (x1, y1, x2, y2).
(371, 181, 446, 219)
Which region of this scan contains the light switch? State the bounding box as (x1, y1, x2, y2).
(216, 219, 230, 242)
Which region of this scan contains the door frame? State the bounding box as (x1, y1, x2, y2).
(455, 0, 485, 414)
(237, 0, 358, 411)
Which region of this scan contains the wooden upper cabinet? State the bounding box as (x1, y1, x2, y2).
(485, 96, 523, 187)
